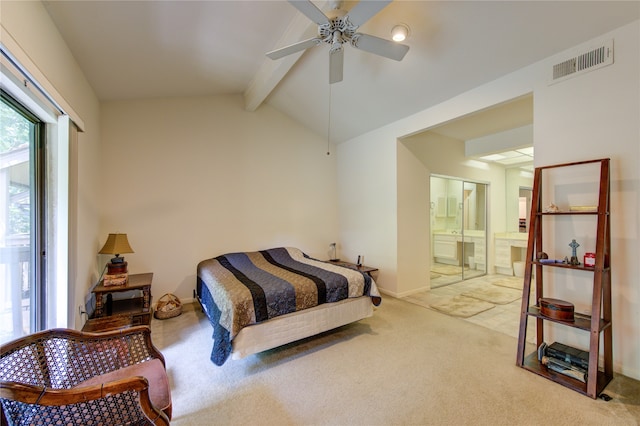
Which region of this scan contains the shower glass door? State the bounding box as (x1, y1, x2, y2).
(430, 176, 487, 288)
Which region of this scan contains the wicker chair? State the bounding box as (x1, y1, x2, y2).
(0, 326, 172, 425)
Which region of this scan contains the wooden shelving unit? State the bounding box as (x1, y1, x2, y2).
(516, 158, 612, 399)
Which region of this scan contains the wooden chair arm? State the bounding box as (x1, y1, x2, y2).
(1, 326, 165, 370)
(0, 377, 170, 426)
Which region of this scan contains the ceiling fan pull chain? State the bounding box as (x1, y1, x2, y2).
(327, 84, 332, 156)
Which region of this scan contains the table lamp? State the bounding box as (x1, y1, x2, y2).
(99, 233, 134, 276)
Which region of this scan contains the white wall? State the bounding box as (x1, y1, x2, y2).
(1, 1, 102, 329)
(100, 95, 339, 302)
(399, 132, 507, 294)
(397, 142, 429, 296)
(336, 127, 399, 292)
(338, 21, 640, 379)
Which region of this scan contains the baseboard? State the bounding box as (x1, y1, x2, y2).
(397, 286, 430, 298)
(615, 362, 640, 382)
(378, 287, 399, 298)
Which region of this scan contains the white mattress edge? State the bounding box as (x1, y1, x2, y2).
(231, 296, 373, 360)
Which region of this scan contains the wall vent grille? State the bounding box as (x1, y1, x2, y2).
(550, 40, 613, 84)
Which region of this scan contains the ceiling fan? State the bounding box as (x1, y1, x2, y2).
(266, 0, 409, 84)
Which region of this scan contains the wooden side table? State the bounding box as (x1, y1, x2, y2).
(81, 315, 133, 333)
(84, 272, 153, 332)
(328, 260, 378, 277)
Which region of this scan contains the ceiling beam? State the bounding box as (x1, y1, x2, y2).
(244, 1, 329, 112)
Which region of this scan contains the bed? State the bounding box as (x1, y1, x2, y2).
(196, 247, 381, 366)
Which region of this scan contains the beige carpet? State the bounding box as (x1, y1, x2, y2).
(462, 286, 522, 305)
(151, 299, 640, 425)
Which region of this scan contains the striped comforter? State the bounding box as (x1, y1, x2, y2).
(196, 247, 381, 365)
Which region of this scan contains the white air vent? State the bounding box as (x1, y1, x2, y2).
(549, 40, 613, 84)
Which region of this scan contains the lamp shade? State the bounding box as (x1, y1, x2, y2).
(99, 233, 134, 256)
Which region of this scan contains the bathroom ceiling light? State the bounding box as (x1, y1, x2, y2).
(480, 153, 506, 162)
(516, 147, 534, 156)
(391, 24, 410, 42)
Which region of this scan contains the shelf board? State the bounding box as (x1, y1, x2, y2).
(526, 306, 610, 332)
(531, 260, 610, 272)
(83, 315, 133, 333)
(521, 352, 612, 398)
(538, 211, 602, 216)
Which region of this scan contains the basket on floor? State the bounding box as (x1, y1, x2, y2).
(154, 293, 182, 319)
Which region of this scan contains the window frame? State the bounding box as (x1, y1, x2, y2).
(1, 40, 80, 332)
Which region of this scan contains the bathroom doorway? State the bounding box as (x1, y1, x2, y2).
(430, 176, 487, 287)
(518, 187, 533, 233)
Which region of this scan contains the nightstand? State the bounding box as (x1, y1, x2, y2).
(328, 260, 378, 277)
(83, 272, 153, 332)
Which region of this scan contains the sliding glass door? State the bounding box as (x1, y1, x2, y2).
(0, 91, 45, 344)
(430, 176, 487, 288)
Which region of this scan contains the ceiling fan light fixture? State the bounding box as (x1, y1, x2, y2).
(268, 1, 410, 83)
(391, 24, 409, 42)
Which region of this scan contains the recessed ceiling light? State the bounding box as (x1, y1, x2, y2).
(391, 24, 409, 42)
(516, 147, 534, 156)
(497, 155, 532, 165)
(499, 150, 522, 158)
(480, 154, 506, 161)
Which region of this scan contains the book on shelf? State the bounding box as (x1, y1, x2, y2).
(104, 273, 128, 287)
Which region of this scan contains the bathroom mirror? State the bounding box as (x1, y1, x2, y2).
(430, 176, 487, 287)
(505, 168, 534, 233)
(518, 188, 532, 232)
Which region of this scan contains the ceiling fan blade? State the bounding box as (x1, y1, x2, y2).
(266, 37, 322, 60)
(329, 47, 344, 84)
(346, 0, 392, 27)
(352, 33, 409, 61)
(288, 0, 330, 25)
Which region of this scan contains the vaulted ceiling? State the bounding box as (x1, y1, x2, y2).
(43, 1, 639, 143)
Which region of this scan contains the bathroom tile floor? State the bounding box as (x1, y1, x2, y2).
(405, 273, 536, 343)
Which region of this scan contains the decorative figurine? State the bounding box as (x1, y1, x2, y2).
(544, 203, 560, 213)
(568, 239, 581, 265)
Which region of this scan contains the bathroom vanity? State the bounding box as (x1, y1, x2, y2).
(494, 232, 528, 275)
(432, 230, 486, 271)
